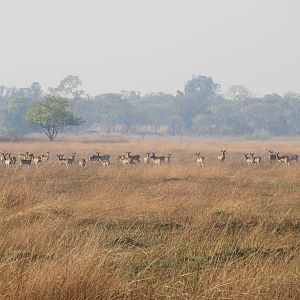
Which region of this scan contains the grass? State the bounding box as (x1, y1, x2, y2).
(0, 138, 299, 299)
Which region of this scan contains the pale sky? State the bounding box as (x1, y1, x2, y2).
(0, 0, 299, 96)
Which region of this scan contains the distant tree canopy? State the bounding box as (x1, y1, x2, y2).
(1, 74, 300, 140)
(25, 96, 84, 141)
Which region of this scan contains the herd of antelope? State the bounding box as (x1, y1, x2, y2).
(0, 149, 298, 169)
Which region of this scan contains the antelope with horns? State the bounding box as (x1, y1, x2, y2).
(77, 158, 87, 168)
(119, 155, 133, 166)
(57, 154, 73, 167)
(40, 152, 50, 161)
(250, 153, 261, 166)
(88, 152, 110, 162)
(125, 152, 140, 164)
(101, 159, 111, 167)
(29, 154, 42, 167)
(275, 152, 290, 166)
(243, 153, 254, 166)
(4, 153, 16, 167)
(150, 153, 165, 166)
(217, 150, 226, 163)
(144, 152, 151, 164)
(266, 149, 277, 164)
(0, 153, 8, 164)
(195, 153, 205, 167)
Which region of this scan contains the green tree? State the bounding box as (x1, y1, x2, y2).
(25, 95, 84, 141)
(184, 75, 220, 98)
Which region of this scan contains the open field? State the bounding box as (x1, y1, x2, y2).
(0, 138, 299, 299)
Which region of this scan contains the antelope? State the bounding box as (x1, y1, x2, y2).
(195, 153, 205, 167)
(19, 152, 29, 160)
(101, 159, 111, 167)
(77, 158, 87, 168)
(289, 154, 298, 163)
(68, 152, 76, 163)
(119, 155, 133, 166)
(19, 155, 32, 168)
(29, 154, 42, 167)
(125, 152, 140, 164)
(150, 153, 165, 166)
(276, 152, 290, 166)
(57, 154, 73, 167)
(243, 153, 254, 166)
(266, 149, 277, 164)
(144, 153, 151, 164)
(4, 153, 15, 167)
(250, 153, 261, 166)
(0, 153, 8, 164)
(217, 150, 226, 163)
(89, 152, 110, 162)
(164, 154, 171, 163)
(40, 151, 50, 161)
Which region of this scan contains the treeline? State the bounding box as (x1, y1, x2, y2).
(1, 75, 300, 140)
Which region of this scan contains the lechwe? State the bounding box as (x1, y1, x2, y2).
(266, 149, 277, 164)
(195, 153, 205, 167)
(243, 153, 254, 166)
(217, 150, 226, 163)
(77, 158, 87, 168)
(4, 153, 16, 167)
(40, 151, 50, 161)
(119, 155, 133, 166)
(144, 153, 151, 164)
(250, 153, 261, 166)
(150, 153, 165, 166)
(29, 154, 42, 167)
(125, 152, 140, 164)
(1, 153, 8, 164)
(275, 152, 290, 166)
(57, 154, 73, 168)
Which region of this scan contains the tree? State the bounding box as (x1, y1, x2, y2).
(227, 85, 252, 102)
(25, 95, 84, 141)
(184, 75, 220, 98)
(49, 75, 84, 99)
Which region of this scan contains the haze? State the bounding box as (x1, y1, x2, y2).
(1, 0, 299, 96)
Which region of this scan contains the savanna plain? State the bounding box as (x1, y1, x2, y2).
(0, 138, 299, 300)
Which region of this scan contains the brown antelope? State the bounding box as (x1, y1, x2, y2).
(4, 153, 15, 167)
(29, 154, 42, 167)
(164, 154, 171, 163)
(101, 159, 111, 167)
(40, 152, 50, 161)
(0, 153, 8, 164)
(243, 153, 254, 166)
(217, 150, 226, 163)
(119, 155, 133, 166)
(150, 153, 165, 166)
(57, 154, 73, 167)
(77, 158, 87, 168)
(275, 152, 289, 166)
(195, 153, 205, 167)
(144, 153, 151, 164)
(126, 152, 140, 164)
(250, 153, 261, 166)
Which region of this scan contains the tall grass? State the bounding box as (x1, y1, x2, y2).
(0, 139, 299, 299)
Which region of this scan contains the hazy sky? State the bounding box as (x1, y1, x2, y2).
(1, 0, 299, 96)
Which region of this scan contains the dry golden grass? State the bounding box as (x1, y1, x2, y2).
(0, 138, 299, 299)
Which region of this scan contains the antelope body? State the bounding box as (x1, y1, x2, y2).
(196, 153, 205, 167)
(150, 153, 165, 166)
(126, 152, 140, 164)
(276, 152, 290, 166)
(218, 150, 226, 163)
(144, 153, 151, 164)
(243, 153, 254, 166)
(266, 149, 277, 164)
(250, 153, 261, 166)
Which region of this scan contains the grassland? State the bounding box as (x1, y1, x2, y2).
(0, 138, 299, 299)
